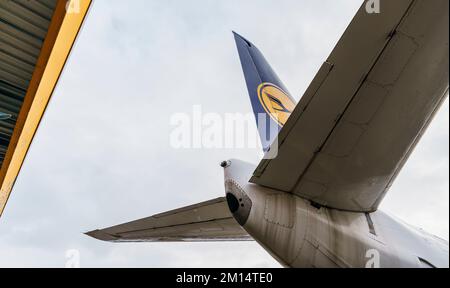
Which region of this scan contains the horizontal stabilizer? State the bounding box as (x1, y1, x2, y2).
(86, 197, 252, 242)
(250, 0, 449, 212)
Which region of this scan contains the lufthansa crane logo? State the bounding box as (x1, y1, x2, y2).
(257, 83, 295, 127)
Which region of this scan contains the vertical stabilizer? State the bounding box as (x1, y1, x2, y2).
(233, 32, 296, 151)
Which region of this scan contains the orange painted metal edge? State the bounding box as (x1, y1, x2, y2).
(0, 0, 92, 217)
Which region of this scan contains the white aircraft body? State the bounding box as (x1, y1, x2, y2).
(87, 0, 449, 268)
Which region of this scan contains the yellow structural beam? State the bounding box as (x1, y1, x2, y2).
(0, 0, 92, 217)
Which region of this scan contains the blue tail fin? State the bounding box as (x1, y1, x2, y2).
(233, 32, 296, 151)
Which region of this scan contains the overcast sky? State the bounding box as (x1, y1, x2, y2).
(0, 0, 448, 267)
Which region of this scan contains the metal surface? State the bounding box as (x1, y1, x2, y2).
(0, 0, 92, 217)
(233, 32, 296, 151)
(86, 197, 253, 242)
(86, 0, 448, 268)
(249, 0, 449, 212)
(0, 0, 57, 164)
(225, 159, 449, 268)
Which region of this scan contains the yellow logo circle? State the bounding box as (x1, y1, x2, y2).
(257, 83, 295, 126)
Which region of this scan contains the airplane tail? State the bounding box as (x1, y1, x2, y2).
(86, 197, 252, 242)
(233, 32, 296, 151)
(87, 34, 298, 244)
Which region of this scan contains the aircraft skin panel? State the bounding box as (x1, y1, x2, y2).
(233, 32, 297, 151)
(249, 0, 449, 212)
(86, 197, 252, 242)
(86, 0, 449, 268)
(224, 159, 449, 268)
(0, 0, 92, 217)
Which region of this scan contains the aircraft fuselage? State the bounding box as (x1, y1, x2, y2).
(223, 159, 449, 268)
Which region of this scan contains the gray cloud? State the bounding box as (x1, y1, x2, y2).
(0, 0, 447, 267)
